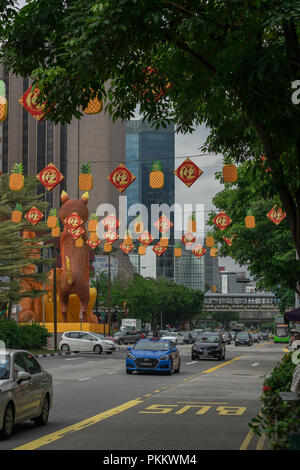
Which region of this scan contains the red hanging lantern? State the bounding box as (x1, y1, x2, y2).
(25, 207, 44, 226)
(181, 232, 196, 247)
(267, 206, 286, 225)
(152, 243, 167, 257)
(108, 164, 136, 193)
(153, 215, 173, 234)
(65, 212, 84, 230)
(213, 212, 232, 231)
(37, 163, 64, 192)
(120, 242, 134, 254)
(101, 214, 120, 232)
(138, 231, 154, 247)
(86, 239, 101, 250)
(192, 244, 206, 258)
(174, 158, 203, 188)
(68, 226, 85, 240)
(103, 230, 119, 244)
(18, 85, 47, 122)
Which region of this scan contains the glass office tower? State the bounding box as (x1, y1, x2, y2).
(126, 120, 175, 279)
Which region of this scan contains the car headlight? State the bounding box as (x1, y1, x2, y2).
(160, 355, 170, 360)
(127, 353, 135, 360)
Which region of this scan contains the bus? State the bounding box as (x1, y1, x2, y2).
(273, 315, 290, 343)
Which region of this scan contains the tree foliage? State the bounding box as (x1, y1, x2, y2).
(1, 0, 300, 272)
(92, 272, 204, 327)
(208, 160, 300, 296)
(0, 174, 53, 309)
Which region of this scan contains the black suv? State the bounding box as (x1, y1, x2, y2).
(192, 333, 226, 361)
(235, 332, 253, 346)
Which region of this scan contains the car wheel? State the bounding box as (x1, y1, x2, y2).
(0, 403, 14, 440)
(174, 360, 180, 373)
(119, 338, 124, 345)
(167, 360, 173, 375)
(126, 369, 133, 375)
(94, 345, 102, 354)
(60, 344, 70, 353)
(34, 395, 49, 426)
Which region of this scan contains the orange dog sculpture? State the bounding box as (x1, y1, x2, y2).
(59, 191, 96, 323)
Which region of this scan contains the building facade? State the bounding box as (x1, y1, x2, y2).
(126, 119, 175, 280)
(0, 68, 125, 215)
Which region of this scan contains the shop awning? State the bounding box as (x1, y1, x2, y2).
(285, 307, 300, 322)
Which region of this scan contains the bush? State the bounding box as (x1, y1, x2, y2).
(249, 352, 300, 450)
(19, 323, 51, 349)
(0, 320, 51, 350)
(0, 320, 22, 349)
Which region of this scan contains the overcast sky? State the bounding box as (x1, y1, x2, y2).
(175, 125, 249, 274)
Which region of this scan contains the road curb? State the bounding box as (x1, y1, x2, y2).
(34, 352, 75, 358)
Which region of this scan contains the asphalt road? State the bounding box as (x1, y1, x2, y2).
(0, 341, 285, 451)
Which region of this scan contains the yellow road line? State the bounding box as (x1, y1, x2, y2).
(256, 433, 267, 450)
(14, 398, 143, 451)
(201, 356, 242, 374)
(240, 430, 254, 450)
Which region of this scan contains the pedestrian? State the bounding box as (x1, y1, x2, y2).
(291, 332, 300, 351)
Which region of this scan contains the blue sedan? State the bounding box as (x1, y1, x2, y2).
(126, 339, 181, 375)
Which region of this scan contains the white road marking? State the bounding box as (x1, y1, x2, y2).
(64, 357, 82, 361)
(78, 377, 91, 382)
(251, 363, 259, 367)
(186, 361, 198, 365)
(107, 371, 118, 375)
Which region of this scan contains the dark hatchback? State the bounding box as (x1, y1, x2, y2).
(192, 333, 226, 361)
(235, 332, 253, 346)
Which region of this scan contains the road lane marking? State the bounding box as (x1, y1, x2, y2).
(240, 430, 254, 450)
(186, 361, 198, 365)
(16, 355, 243, 450)
(14, 398, 144, 451)
(201, 356, 242, 374)
(251, 363, 259, 367)
(78, 377, 90, 382)
(256, 433, 267, 450)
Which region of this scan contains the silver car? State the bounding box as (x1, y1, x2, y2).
(0, 349, 53, 439)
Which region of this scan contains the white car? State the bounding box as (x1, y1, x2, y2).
(59, 332, 116, 354)
(160, 332, 184, 345)
(0, 349, 53, 439)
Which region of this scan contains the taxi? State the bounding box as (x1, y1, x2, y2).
(126, 339, 180, 375)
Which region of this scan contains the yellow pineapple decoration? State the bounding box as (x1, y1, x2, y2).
(79, 162, 93, 191)
(9, 163, 24, 191)
(11, 204, 22, 223)
(88, 213, 98, 232)
(149, 160, 164, 188)
(47, 209, 58, 229)
(0, 96, 7, 122)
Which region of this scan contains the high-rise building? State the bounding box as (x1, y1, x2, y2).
(0, 68, 125, 214)
(126, 119, 175, 280)
(174, 248, 205, 291)
(205, 254, 221, 292)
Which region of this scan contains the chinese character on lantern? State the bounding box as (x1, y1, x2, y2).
(37, 163, 64, 192)
(108, 164, 136, 192)
(174, 158, 203, 187)
(213, 212, 232, 231)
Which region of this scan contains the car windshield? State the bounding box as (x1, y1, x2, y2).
(237, 333, 249, 338)
(91, 333, 106, 340)
(134, 341, 169, 351)
(197, 335, 220, 343)
(0, 355, 10, 379)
